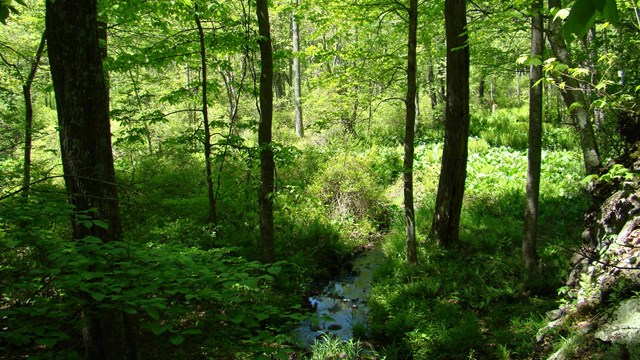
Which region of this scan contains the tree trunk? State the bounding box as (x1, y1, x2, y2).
(22, 31, 47, 199)
(478, 75, 485, 101)
(516, 69, 522, 107)
(195, 7, 217, 225)
(429, 0, 470, 248)
(292, 0, 304, 137)
(404, 0, 418, 264)
(523, 0, 543, 279)
(427, 62, 438, 109)
(547, 0, 601, 175)
(45, 0, 138, 358)
(257, 0, 275, 263)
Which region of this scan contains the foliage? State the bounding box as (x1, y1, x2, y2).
(562, 0, 619, 40)
(308, 148, 390, 231)
(309, 334, 377, 360)
(368, 108, 587, 358)
(0, 200, 300, 358)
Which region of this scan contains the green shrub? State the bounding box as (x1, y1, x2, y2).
(0, 202, 298, 358)
(309, 151, 388, 227)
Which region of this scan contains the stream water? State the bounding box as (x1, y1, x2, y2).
(296, 243, 385, 347)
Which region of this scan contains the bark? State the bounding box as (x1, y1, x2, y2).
(257, 0, 275, 263)
(516, 69, 522, 107)
(523, 0, 543, 278)
(195, 8, 217, 225)
(292, 0, 304, 137)
(405, 0, 418, 264)
(547, 0, 601, 175)
(427, 62, 438, 109)
(22, 31, 47, 199)
(45, 0, 138, 358)
(478, 75, 485, 101)
(429, 0, 470, 248)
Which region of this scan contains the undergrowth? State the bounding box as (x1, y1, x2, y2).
(368, 130, 587, 358)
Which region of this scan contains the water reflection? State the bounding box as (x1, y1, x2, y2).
(297, 244, 384, 346)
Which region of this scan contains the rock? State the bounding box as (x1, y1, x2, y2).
(327, 324, 343, 331)
(536, 318, 564, 343)
(573, 320, 595, 335)
(547, 309, 564, 321)
(594, 298, 640, 345)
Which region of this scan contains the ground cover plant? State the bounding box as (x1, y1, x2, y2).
(2, 0, 638, 358)
(367, 114, 588, 359)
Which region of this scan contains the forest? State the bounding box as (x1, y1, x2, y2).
(1, 0, 639, 359)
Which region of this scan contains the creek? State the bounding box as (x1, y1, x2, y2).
(296, 242, 385, 347)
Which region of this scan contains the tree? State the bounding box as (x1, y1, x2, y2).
(547, 0, 601, 175)
(20, 31, 45, 199)
(523, 0, 543, 279)
(404, 0, 417, 263)
(194, 5, 217, 224)
(0, 27, 46, 199)
(45, 0, 138, 358)
(429, 0, 470, 248)
(292, 0, 304, 137)
(256, 0, 275, 263)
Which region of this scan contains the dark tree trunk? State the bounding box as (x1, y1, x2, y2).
(547, 0, 601, 175)
(195, 7, 217, 225)
(292, 0, 304, 137)
(429, 0, 470, 248)
(523, 0, 543, 279)
(405, 0, 418, 264)
(478, 75, 485, 101)
(257, 0, 275, 263)
(45, 0, 138, 358)
(427, 62, 438, 109)
(22, 31, 47, 199)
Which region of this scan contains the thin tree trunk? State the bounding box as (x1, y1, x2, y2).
(478, 75, 485, 101)
(22, 31, 47, 199)
(45, 0, 138, 358)
(429, 0, 470, 248)
(427, 62, 438, 109)
(523, 0, 543, 279)
(292, 0, 304, 137)
(516, 69, 522, 107)
(405, 0, 418, 264)
(547, 0, 601, 175)
(195, 7, 217, 225)
(127, 69, 154, 155)
(257, 0, 275, 263)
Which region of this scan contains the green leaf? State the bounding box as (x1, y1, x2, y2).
(596, 0, 619, 24)
(93, 220, 109, 230)
(169, 335, 185, 345)
(267, 265, 281, 275)
(564, 0, 619, 38)
(553, 63, 569, 72)
(553, 8, 570, 21)
(143, 304, 160, 320)
(90, 292, 106, 302)
(516, 55, 528, 65)
(255, 312, 270, 321)
(149, 323, 171, 335)
(564, 0, 597, 38)
(528, 57, 543, 66)
(568, 102, 583, 112)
